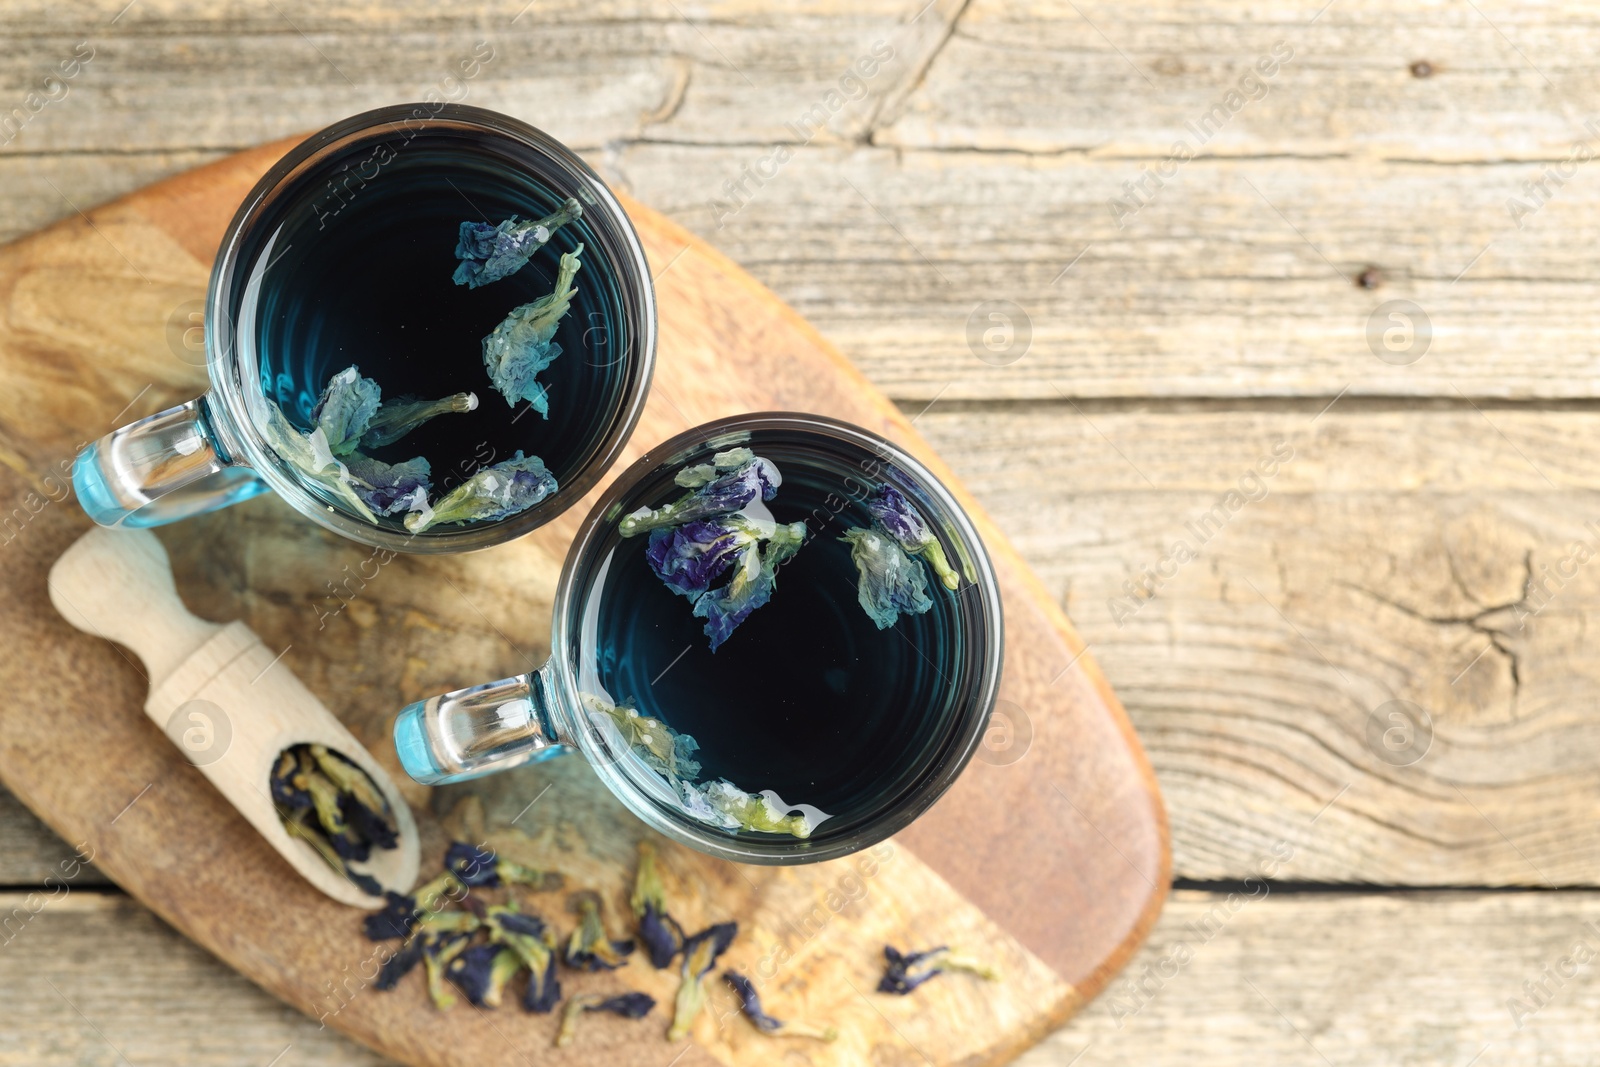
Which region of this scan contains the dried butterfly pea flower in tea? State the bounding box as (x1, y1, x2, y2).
(481, 244, 584, 416)
(692, 520, 805, 652)
(555, 992, 656, 1048)
(584, 694, 701, 781)
(865, 484, 960, 591)
(841, 527, 932, 630)
(453, 197, 582, 289)
(617, 449, 780, 538)
(261, 402, 379, 523)
(313, 365, 382, 456)
(629, 841, 686, 969)
(564, 889, 635, 971)
(876, 944, 999, 995)
(724, 971, 837, 1041)
(667, 921, 737, 1041)
(404, 451, 558, 533)
(358, 391, 478, 451)
(342, 453, 432, 517)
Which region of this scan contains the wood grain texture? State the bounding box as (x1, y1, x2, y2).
(13, 888, 1600, 1067)
(0, 137, 1165, 1065)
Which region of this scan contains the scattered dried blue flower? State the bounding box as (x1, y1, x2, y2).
(454, 197, 582, 288)
(668, 921, 738, 1040)
(374, 936, 425, 990)
(480, 244, 583, 416)
(630, 841, 685, 969)
(525, 953, 562, 1014)
(725, 971, 838, 1041)
(446, 944, 523, 1008)
(405, 450, 558, 532)
(444, 841, 563, 890)
(312, 365, 382, 456)
(556, 991, 657, 1047)
(865, 484, 960, 591)
(617, 450, 780, 538)
(564, 889, 635, 971)
(422, 928, 477, 1010)
(365, 891, 422, 941)
(841, 526, 932, 630)
(877, 945, 999, 995)
(358, 392, 478, 451)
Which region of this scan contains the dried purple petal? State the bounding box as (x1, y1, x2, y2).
(644, 520, 746, 600)
(404, 450, 558, 532)
(725, 971, 838, 1041)
(617, 451, 781, 538)
(444, 841, 563, 889)
(629, 841, 684, 969)
(865, 484, 959, 590)
(564, 890, 635, 971)
(841, 527, 933, 630)
(375, 936, 425, 990)
(453, 197, 581, 288)
(422, 929, 476, 1010)
(692, 521, 806, 651)
(311, 366, 382, 456)
(595, 992, 655, 1019)
(358, 392, 477, 451)
(343, 452, 432, 517)
(877, 945, 998, 995)
(446, 944, 522, 1008)
(523, 952, 562, 1014)
(365, 891, 422, 941)
(668, 921, 737, 1040)
(481, 244, 583, 415)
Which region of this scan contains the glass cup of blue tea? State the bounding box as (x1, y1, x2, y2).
(74, 103, 655, 553)
(393, 413, 1004, 864)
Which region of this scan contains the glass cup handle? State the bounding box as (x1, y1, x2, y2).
(74, 393, 269, 528)
(393, 671, 573, 785)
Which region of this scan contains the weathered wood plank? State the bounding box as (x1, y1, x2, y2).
(0, 891, 391, 1066)
(11, 888, 1600, 1067)
(913, 404, 1600, 886)
(1019, 888, 1600, 1067)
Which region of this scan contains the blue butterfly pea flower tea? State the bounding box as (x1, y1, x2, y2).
(228, 121, 633, 535)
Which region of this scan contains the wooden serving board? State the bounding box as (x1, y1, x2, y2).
(0, 139, 1168, 1066)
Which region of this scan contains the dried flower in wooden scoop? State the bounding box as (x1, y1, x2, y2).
(877, 945, 999, 995)
(724, 971, 837, 1041)
(555, 992, 656, 1047)
(564, 889, 635, 971)
(453, 197, 582, 289)
(668, 921, 737, 1040)
(630, 841, 685, 969)
(270, 744, 398, 896)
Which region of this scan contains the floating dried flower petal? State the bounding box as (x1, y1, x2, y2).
(564, 889, 635, 971)
(617, 451, 780, 538)
(340, 452, 431, 517)
(877, 945, 999, 995)
(446, 944, 523, 1008)
(629, 841, 685, 969)
(668, 921, 737, 1040)
(261, 402, 378, 523)
(699, 780, 815, 838)
(724, 971, 838, 1041)
(404, 451, 558, 532)
(841, 526, 933, 630)
(358, 392, 478, 451)
(312, 366, 382, 456)
(865, 484, 960, 590)
(481, 244, 583, 415)
(692, 521, 806, 651)
(582, 693, 701, 781)
(454, 197, 582, 288)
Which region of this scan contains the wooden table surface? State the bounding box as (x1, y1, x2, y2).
(4, 1, 1599, 1063)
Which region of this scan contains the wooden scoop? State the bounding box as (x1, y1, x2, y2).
(47, 526, 419, 908)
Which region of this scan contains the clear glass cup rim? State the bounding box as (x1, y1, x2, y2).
(543, 411, 1007, 865)
(203, 102, 658, 554)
